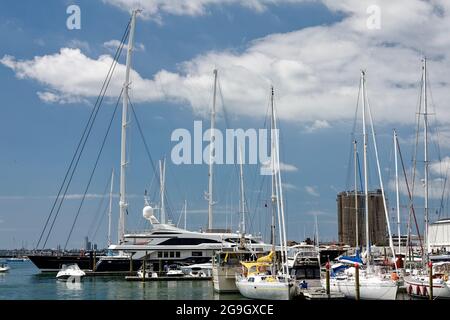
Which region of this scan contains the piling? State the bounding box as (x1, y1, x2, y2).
(129, 253, 133, 272)
(428, 261, 433, 300)
(355, 263, 360, 300)
(325, 262, 330, 297)
(93, 250, 96, 272)
(142, 258, 146, 282)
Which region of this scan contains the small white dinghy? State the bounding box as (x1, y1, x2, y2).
(56, 264, 86, 281)
(0, 263, 10, 272)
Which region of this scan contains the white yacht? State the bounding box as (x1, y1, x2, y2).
(0, 263, 10, 272)
(56, 264, 86, 281)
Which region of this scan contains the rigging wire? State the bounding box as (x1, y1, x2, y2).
(38, 21, 131, 249)
(64, 88, 123, 250)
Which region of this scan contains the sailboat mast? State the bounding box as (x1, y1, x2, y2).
(159, 158, 166, 224)
(354, 140, 359, 248)
(208, 69, 218, 231)
(422, 57, 430, 257)
(361, 71, 371, 269)
(118, 10, 137, 243)
(108, 169, 114, 247)
(394, 129, 401, 254)
(270, 86, 277, 261)
(184, 199, 187, 230)
(239, 148, 246, 235)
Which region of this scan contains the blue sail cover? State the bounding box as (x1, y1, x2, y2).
(337, 249, 363, 266)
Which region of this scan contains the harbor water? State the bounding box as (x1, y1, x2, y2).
(0, 260, 242, 300)
(0, 260, 419, 300)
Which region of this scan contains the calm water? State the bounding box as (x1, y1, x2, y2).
(0, 260, 417, 300)
(0, 260, 243, 300)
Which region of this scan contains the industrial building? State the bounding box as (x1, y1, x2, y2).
(337, 189, 388, 246)
(428, 218, 450, 252)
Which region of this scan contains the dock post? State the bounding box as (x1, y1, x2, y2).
(93, 250, 96, 272)
(355, 263, 360, 300)
(142, 254, 146, 282)
(325, 262, 330, 297)
(428, 261, 433, 300)
(129, 253, 133, 273)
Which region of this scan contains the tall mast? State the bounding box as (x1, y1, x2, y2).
(354, 140, 359, 248)
(361, 71, 371, 269)
(159, 158, 166, 224)
(394, 129, 401, 254)
(108, 169, 114, 247)
(207, 69, 218, 231)
(239, 147, 246, 235)
(315, 214, 319, 247)
(270, 86, 277, 263)
(118, 10, 137, 243)
(184, 199, 187, 230)
(422, 57, 430, 257)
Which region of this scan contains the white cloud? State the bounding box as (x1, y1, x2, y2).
(282, 182, 298, 191)
(387, 167, 448, 201)
(3, 1, 450, 128)
(304, 120, 331, 133)
(279, 162, 298, 172)
(305, 185, 319, 197)
(102, 0, 302, 22)
(103, 39, 145, 52)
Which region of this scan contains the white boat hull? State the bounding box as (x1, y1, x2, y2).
(236, 280, 295, 300)
(321, 277, 398, 300)
(404, 276, 450, 299)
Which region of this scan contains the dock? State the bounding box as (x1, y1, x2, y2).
(294, 280, 346, 300)
(125, 276, 212, 281)
(297, 288, 346, 300)
(84, 271, 135, 277)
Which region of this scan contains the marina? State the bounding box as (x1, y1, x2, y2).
(1, 1, 450, 307)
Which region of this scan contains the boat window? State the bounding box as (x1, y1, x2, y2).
(176, 252, 180, 258)
(159, 238, 221, 245)
(157, 252, 162, 258)
(192, 251, 203, 257)
(170, 252, 175, 258)
(248, 277, 255, 283)
(163, 252, 169, 258)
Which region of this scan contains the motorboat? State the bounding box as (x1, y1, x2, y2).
(182, 263, 212, 277)
(166, 264, 184, 277)
(56, 264, 86, 281)
(0, 263, 10, 272)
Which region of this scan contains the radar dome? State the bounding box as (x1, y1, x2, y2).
(143, 205, 154, 220)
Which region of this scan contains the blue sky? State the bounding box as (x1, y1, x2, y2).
(1, 0, 449, 249)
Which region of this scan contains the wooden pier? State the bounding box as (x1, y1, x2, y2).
(125, 276, 212, 282)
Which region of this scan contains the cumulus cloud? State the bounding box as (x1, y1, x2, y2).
(3, 1, 450, 126)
